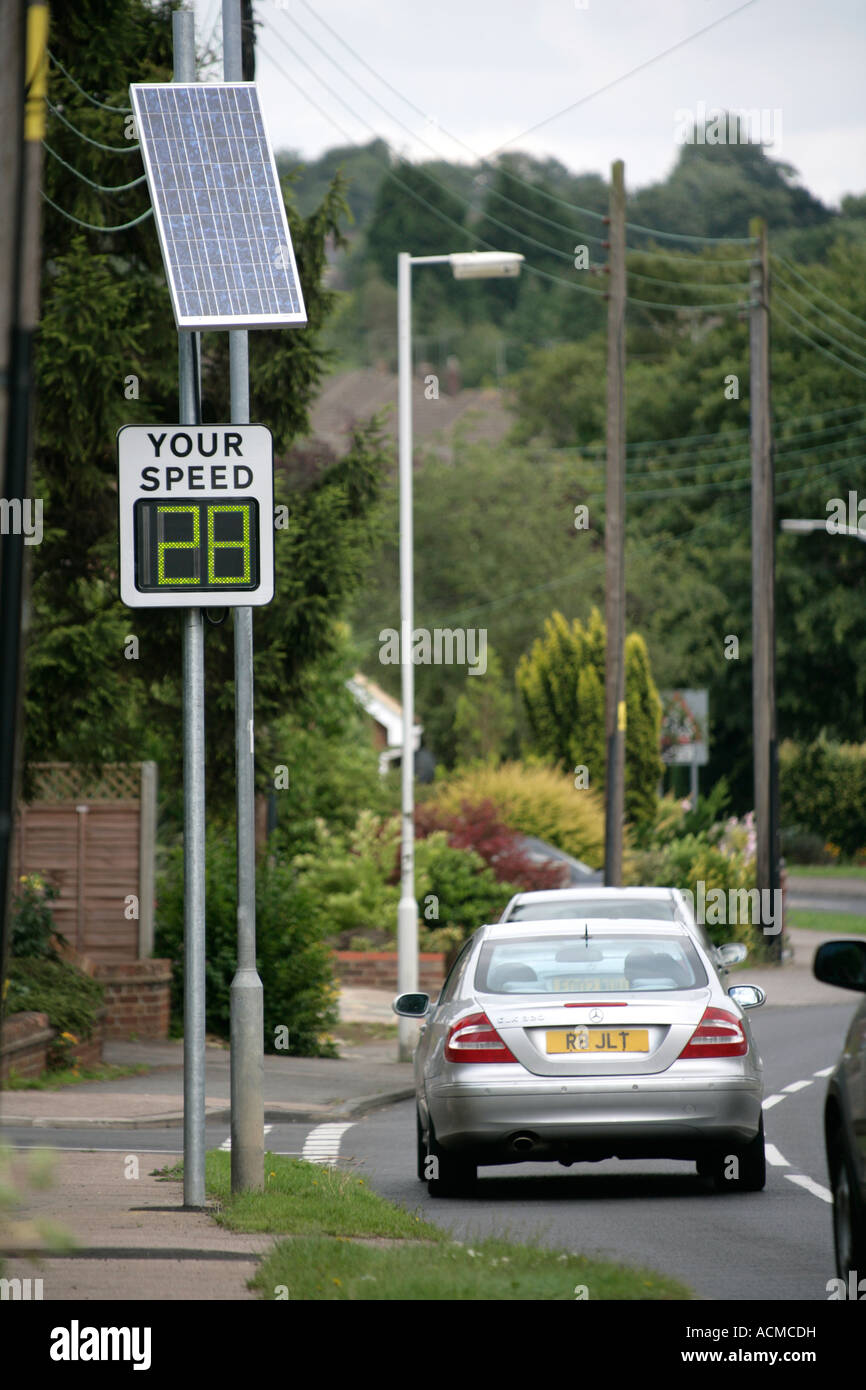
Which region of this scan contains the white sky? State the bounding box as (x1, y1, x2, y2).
(193, 0, 866, 209)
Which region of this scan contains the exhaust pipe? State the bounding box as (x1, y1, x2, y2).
(510, 1132, 537, 1153)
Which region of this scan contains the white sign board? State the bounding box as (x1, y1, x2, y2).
(118, 424, 274, 608)
(660, 688, 709, 766)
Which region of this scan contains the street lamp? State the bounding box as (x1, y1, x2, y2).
(396, 248, 523, 1061)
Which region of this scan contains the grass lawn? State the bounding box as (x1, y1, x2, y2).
(787, 909, 866, 936)
(787, 864, 866, 880)
(158, 1151, 694, 1301)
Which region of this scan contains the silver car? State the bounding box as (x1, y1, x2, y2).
(499, 886, 748, 977)
(394, 917, 766, 1197)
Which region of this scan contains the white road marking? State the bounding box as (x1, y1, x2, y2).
(762, 1094, 785, 1110)
(785, 1173, 833, 1204)
(782, 1079, 813, 1093)
(813, 1066, 835, 1078)
(220, 1124, 272, 1152)
(765, 1143, 790, 1167)
(302, 1122, 354, 1166)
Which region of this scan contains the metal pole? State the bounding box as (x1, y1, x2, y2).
(224, 0, 263, 1193)
(397, 251, 418, 1062)
(604, 160, 626, 886)
(750, 217, 780, 957)
(174, 6, 207, 1210)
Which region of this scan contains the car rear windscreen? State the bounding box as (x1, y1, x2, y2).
(476, 934, 707, 994)
(507, 897, 676, 922)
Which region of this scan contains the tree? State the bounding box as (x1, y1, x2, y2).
(516, 608, 662, 825)
(453, 647, 515, 762)
(27, 0, 390, 816)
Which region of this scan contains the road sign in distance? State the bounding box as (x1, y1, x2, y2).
(118, 424, 274, 608)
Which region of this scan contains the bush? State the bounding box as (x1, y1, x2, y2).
(780, 736, 866, 857)
(154, 831, 339, 1057)
(415, 798, 567, 889)
(4, 959, 104, 1060)
(423, 761, 605, 867)
(9, 874, 64, 960)
(628, 820, 762, 953)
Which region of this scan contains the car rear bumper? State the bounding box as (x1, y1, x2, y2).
(427, 1074, 762, 1162)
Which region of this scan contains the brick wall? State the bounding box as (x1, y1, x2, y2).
(92, 959, 172, 1040)
(332, 951, 446, 991)
(0, 1012, 54, 1081)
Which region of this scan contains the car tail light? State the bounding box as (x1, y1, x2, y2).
(445, 1011, 517, 1064)
(679, 1006, 748, 1059)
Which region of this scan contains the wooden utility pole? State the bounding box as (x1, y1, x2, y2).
(0, 0, 47, 973)
(604, 160, 626, 885)
(749, 217, 781, 957)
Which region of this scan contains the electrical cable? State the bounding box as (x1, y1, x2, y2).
(770, 254, 866, 332)
(771, 293, 866, 367)
(46, 98, 140, 153)
(48, 50, 131, 112)
(41, 191, 152, 232)
(770, 268, 866, 348)
(773, 304, 866, 381)
(42, 140, 147, 192)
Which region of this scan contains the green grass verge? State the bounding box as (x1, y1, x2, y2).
(787, 864, 866, 879)
(157, 1151, 694, 1301)
(253, 1233, 692, 1301)
(4, 1063, 150, 1091)
(788, 909, 866, 936)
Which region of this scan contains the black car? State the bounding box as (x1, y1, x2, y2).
(813, 940, 866, 1278)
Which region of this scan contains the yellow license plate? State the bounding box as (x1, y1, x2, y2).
(546, 1028, 649, 1054)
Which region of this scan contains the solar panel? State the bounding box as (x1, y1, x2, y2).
(129, 82, 307, 331)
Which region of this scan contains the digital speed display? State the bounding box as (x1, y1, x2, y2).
(118, 424, 274, 608)
(134, 499, 259, 592)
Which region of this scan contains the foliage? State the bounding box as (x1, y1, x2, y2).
(154, 833, 339, 1056)
(4, 959, 105, 1048)
(425, 761, 605, 868)
(453, 648, 516, 763)
(415, 798, 566, 889)
(27, 1, 390, 820)
(415, 832, 517, 947)
(289, 811, 516, 949)
(516, 608, 663, 826)
(780, 736, 866, 857)
(8, 876, 64, 960)
(290, 812, 401, 944)
(628, 826, 761, 952)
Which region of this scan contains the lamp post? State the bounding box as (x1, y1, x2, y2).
(396, 249, 523, 1062)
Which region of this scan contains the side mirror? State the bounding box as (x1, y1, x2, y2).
(814, 940, 866, 993)
(717, 943, 748, 967)
(728, 984, 765, 1009)
(392, 992, 431, 1018)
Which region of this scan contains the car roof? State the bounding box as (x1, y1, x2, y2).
(480, 916, 691, 940)
(508, 887, 675, 902)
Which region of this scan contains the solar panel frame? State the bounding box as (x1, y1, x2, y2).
(130, 82, 307, 331)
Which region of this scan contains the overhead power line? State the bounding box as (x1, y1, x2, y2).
(48, 50, 131, 112)
(47, 98, 139, 152)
